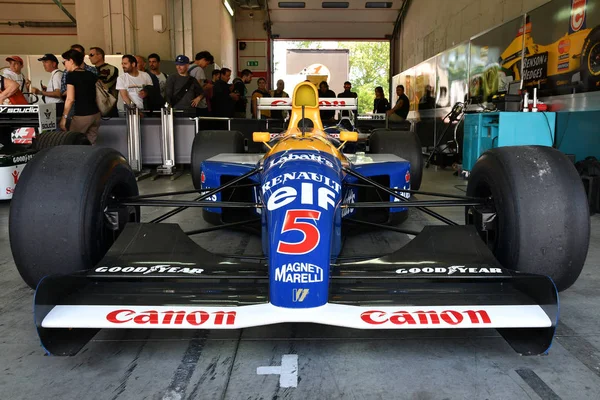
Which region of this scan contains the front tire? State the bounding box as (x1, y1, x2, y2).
(9, 146, 139, 288)
(466, 146, 589, 291)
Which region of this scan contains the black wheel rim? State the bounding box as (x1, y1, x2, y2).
(467, 181, 499, 252)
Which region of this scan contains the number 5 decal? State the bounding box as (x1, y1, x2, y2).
(277, 209, 321, 255)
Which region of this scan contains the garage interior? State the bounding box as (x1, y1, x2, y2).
(1, 0, 600, 399)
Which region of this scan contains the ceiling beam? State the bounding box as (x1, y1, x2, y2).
(51, 0, 77, 24)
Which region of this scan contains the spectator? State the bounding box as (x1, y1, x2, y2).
(148, 53, 168, 99)
(136, 55, 161, 93)
(3, 56, 30, 102)
(61, 44, 97, 96)
(59, 49, 100, 144)
(31, 54, 64, 116)
(202, 53, 221, 79)
(251, 78, 271, 119)
(204, 69, 221, 114)
(373, 86, 389, 113)
(88, 47, 119, 116)
(387, 84, 410, 122)
(337, 81, 357, 119)
(318, 81, 336, 123)
(0, 75, 28, 105)
(212, 67, 239, 117)
(165, 55, 205, 116)
(232, 69, 252, 118)
(189, 51, 212, 83)
(269, 79, 289, 120)
(116, 55, 153, 110)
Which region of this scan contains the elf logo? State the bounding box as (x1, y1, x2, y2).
(292, 288, 309, 302)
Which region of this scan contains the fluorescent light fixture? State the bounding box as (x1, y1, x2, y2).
(322, 1, 349, 8)
(278, 2, 306, 7)
(365, 2, 392, 8)
(224, 0, 234, 16)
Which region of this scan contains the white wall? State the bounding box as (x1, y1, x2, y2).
(397, 0, 551, 71)
(220, 5, 236, 70)
(0, 0, 77, 54)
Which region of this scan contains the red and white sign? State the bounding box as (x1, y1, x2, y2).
(42, 304, 552, 330)
(1, 164, 26, 200)
(11, 127, 36, 145)
(571, 0, 587, 33)
(257, 98, 357, 111)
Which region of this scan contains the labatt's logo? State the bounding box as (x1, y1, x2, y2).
(571, 0, 586, 33)
(269, 153, 334, 169)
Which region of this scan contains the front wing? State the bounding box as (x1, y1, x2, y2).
(34, 223, 558, 356)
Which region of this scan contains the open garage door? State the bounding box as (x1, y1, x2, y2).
(267, 0, 405, 40)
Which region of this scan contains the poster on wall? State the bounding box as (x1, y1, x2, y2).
(414, 57, 436, 111)
(469, 16, 526, 103)
(519, 0, 600, 95)
(436, 43, 469, 109)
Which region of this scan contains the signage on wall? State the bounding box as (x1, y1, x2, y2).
(569, 0, 587, 34)
(246, 60, 259, 67)
(523, 52, 549, 82)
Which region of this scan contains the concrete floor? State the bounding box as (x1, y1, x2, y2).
(1, 167, 599, 400)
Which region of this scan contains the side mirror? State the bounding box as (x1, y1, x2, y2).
(339, 131, 358, 142)
(253, 132, 270, 143)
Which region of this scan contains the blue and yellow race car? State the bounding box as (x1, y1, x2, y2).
(9, 82, 590, 356)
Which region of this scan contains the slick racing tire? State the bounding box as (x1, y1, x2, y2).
(369, 130, 423, 190)
(466, 146, 590, 292)
(191, 130, 245, 190)
(581, 27, 600, 91)
(32, 130, 90, 150)
(9, 146, 139, 289)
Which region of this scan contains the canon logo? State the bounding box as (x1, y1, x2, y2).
(106, 309, 236, 326)
(361, 310, 492, 325)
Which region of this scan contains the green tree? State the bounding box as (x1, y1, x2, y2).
(340, 41, 390, 114)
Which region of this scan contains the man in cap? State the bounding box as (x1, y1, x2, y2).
(3, 56, 30, 95)
(31, 54, 64, 115)
(165, 55, 205, 116)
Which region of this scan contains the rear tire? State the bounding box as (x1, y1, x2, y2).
(9, 146, 139, 288)
(32, 131, 90, 150)
(466, 146, 589, 291)
(369, 130, 423, 190)
(191, 130, 245, 190)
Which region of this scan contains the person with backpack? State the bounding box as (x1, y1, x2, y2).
(165, 55, 205, 116)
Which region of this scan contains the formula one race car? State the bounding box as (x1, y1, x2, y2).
(9, 82, 590, 356)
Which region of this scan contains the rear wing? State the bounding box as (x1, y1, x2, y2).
(257, 97, 358, 119)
